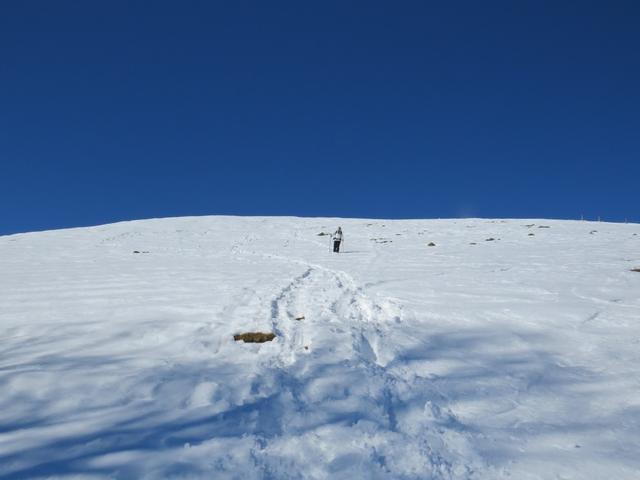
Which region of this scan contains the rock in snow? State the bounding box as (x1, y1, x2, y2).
(1, 216, 639, 479)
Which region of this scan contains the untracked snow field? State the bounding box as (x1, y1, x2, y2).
(1, 216, 639, 479)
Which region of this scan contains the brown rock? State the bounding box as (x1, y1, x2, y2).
(234, 332, 276, 343)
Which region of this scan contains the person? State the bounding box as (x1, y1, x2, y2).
(332, 227, 343, 253)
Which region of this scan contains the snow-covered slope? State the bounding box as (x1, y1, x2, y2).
(1, 216, 639, 479)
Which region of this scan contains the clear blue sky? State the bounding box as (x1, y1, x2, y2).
(1, 1, 639, 234)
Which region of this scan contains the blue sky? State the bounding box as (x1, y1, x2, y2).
(1, 1, 639, 234)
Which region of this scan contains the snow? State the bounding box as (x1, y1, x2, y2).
(1, 216, 639, 479)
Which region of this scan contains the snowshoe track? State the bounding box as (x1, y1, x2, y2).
(259, 261, 484, 479)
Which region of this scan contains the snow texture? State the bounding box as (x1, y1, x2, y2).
(1, 216, 639, 479)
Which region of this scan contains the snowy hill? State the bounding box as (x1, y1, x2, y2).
(1, 216, 639, 479)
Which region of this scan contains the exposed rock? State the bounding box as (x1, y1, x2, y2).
(233, 332, 276, 343)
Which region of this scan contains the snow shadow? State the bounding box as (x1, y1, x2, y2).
(388, 326, 640, 472)
(1, 326, 638, 478)
(0, 340, 446, 478)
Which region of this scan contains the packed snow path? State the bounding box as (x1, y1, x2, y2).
(1, 217, 639, 479)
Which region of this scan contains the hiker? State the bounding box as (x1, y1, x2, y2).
(332, 227, 343, 253)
